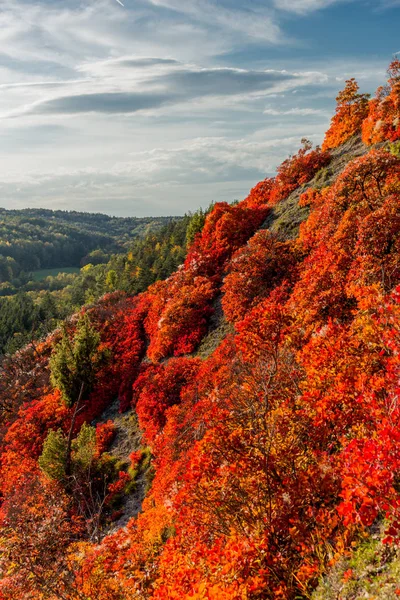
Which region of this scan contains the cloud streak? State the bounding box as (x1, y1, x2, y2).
(273, 0, 350, 14)
(8, 66, 301, 117)
(0, 133, 326, 215)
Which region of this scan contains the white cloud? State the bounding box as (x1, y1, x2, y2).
(263, 107, 327, 116)
(273, 0, 400, 13)
(273, 0, 351, 14)
(0, 0, 394, 216)
(0, 63, 333, 120)
(144, 0, 283, 42)
(0, 132, 326, 214)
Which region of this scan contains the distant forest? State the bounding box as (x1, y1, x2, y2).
(0, 208, 174, 293)
(0, 207, 207, 355)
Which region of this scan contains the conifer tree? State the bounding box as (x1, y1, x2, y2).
(38, 428, 67, 481)
(72, 422, 96, 471)
(186, 208, 206, 248)
(49, 313, 108, 407)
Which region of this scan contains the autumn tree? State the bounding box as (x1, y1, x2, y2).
(323, 78, 370, 150)
(0, 473, 84, 600)
(269, 139, 331, 205)
(222, 230, 296, 323)
(133, 357, 202, 444)
(362, 59, 400, 144)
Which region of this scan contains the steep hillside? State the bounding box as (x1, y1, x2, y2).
(1, 60, 400, 600)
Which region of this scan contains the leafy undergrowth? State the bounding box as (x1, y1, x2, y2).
(1, 61, 400, 600)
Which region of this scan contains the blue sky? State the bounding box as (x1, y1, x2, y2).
(0, 0, 399, 216)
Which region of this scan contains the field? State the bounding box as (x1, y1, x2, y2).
(31, 267, 81, 281)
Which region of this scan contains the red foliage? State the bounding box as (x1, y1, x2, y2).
(4, 63, 400, 600)
(105, 471, 131, 506)
(184, 201, 269, 278)
(222, 230, 296, 323)
(0, 473, 83, 600)
(145, 273, 216, 362)
(270, 139, 331, 205)
(241, 177, 275, 208)
(322, 78, 370, 150)
(362, 60, 400, 144)
(133, 357, 202, 445)
(87, 293, 147, 411)
(95, 420, 116, 458)
(0, 390, 70, 496)
(129, 449, 143, 470)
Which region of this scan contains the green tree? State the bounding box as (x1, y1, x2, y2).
(389, 141, 400, 158)
(105, 269, 118, 291)
(38, 429, 67, 481)
(49, 313, 108, 406)
(186, 208, 206, 248)
(72, 422, 96, 471)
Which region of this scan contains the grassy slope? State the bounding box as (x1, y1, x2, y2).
(312, 524, 400, 600)
(31, 267, 81, 281)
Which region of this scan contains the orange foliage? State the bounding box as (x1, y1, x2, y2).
(95, 420, 116, 457)
(3, 62, 400, 600)
(184, 201, 269, 277)
(270, 139, 331, 205)
(0, 473, 83, 600)
(322, 78, 370, 150)
(362, 60, 400, 144)
(222, 230, 296, 323)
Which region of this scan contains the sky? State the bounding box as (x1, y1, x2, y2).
(0, 0, 399, 216)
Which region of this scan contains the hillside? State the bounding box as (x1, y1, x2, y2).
(0, 61, 400, 600)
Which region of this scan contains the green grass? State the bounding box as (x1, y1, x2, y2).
(312, 523, 400, 600)
(31, 267, 80, 281)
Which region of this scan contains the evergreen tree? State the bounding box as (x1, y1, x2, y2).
(72, 423, 96, 471)
(38, 429, 67, 481)
(49, 314, 108, 406)
(105, 269, 118, 291)
(186, 208, 206, 248)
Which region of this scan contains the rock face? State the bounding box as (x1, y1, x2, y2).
(96, 399, 150, 533)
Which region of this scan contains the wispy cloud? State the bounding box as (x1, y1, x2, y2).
(263, 107, 327, 116)
(273, 0, 400, 14)
(144, 0, 283, 42)
(0, 0, 396, 215)
(273, 0, 350, 14)
(0, 134, 324, 215)
(3, 66, 308, 118)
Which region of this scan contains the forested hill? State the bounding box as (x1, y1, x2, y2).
(1, 61, 400, 600)
(0, 211, 205, 355)
(0, 208, 173, 285)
